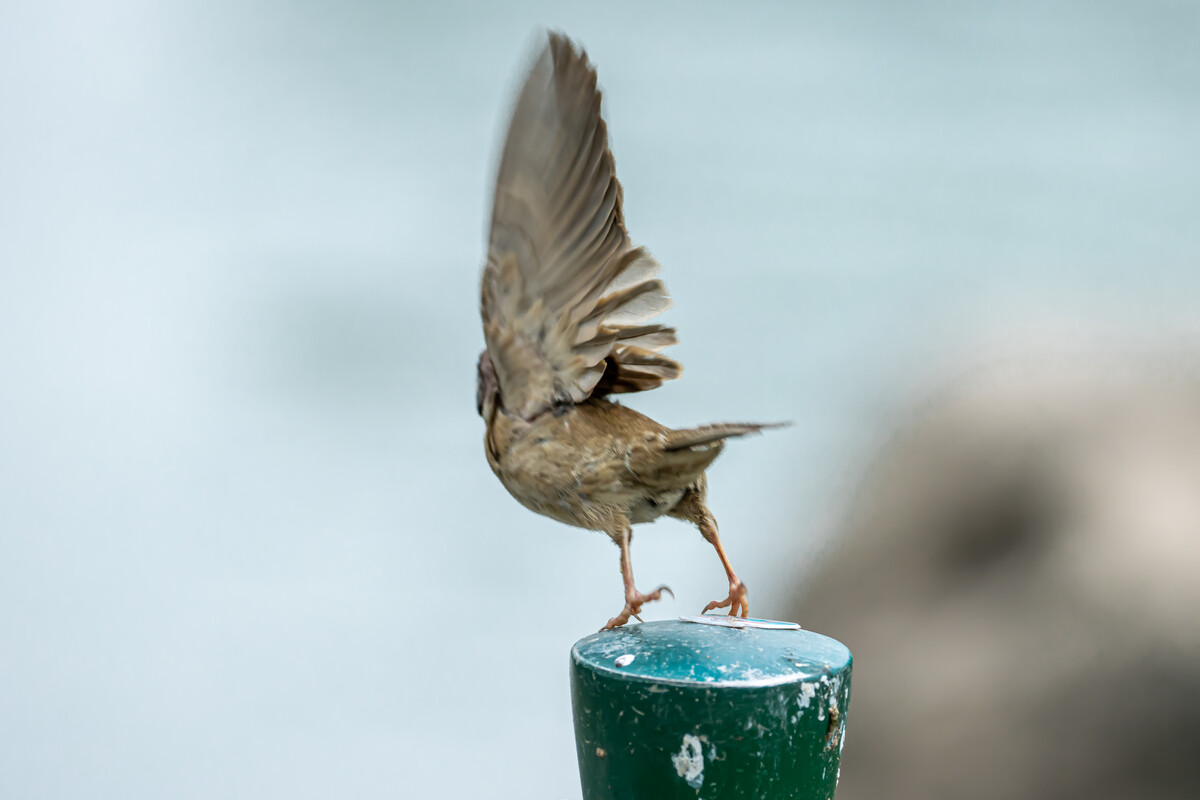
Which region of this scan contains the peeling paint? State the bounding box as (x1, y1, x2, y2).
(824, 701, 842, 750)
(797, 681, 817, 709)
(672, 734, 705, 790)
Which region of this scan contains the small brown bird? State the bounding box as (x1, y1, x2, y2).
(476, 32, 779, 630)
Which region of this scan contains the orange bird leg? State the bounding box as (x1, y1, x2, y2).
(603, 524, 673, 630)
(699, 517, 749, 618)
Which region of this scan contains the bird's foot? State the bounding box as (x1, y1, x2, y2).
(603, 584, 674, 630)
(702, 579, 749, 618)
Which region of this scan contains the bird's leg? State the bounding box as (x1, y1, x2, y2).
(698, 516, 749, 618)
(603, 524, 673, 630)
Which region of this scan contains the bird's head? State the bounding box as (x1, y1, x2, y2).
(476, 349, 499, 420)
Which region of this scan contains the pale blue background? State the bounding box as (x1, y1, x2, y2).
(2, 1, 1198, 797)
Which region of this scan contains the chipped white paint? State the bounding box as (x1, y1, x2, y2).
(790, 680, 819, 723)
(797, 681, 817, 709)
(837, 698, 848, 756)
(671, 734, 705, 790)
(817, 675, 831, 720)
(614, 653, 635, 667)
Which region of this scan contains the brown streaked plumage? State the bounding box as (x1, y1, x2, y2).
(477, 31, 781, 630)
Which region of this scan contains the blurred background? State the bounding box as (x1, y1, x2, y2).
(2, 1, 1197, 798)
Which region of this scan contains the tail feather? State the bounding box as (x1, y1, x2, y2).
(663, 421, 789, 452)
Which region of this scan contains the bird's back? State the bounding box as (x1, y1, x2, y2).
(488, 398, 774, 528)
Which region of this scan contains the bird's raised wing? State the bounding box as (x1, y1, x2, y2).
(480, 32, 681, 421)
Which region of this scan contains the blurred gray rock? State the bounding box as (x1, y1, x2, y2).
(794, 358, 1200, 800)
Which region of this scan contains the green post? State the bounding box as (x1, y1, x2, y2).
(570, 619, 852, 799)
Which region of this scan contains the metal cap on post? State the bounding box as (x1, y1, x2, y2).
(570, 619, 852, 800)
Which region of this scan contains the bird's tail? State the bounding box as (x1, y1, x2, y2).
(663, 422, 790, 452)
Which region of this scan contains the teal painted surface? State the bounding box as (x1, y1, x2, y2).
(571, 621, 852, 799)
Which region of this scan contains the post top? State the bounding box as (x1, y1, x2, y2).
(571, 619, 851, 688)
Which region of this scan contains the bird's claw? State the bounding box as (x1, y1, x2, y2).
(701, 580, 749, 619)
(603, 584, 673, 630)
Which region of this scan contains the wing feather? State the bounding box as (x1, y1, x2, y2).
(479, 32, 681, 420)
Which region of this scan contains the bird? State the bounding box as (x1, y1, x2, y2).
(476, 31, 781, 630)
